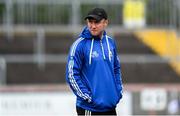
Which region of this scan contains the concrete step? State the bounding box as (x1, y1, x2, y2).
(0, 33, 154, 54)
(6, 62, 180, 85)
(115, 33, 155, 54)
(0, 34, 35, 54)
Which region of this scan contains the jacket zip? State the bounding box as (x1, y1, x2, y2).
(100, 39, 106, 60)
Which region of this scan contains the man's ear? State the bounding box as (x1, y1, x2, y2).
(104, 20, 108, 27)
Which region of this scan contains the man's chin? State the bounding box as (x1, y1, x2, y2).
(91, 32, 99, 36)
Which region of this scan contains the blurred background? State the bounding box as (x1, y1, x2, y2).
(0, 0, 180, 115)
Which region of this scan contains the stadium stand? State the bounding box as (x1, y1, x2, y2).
(0, 31, 180, 84)
(135, 30, 180, 76)
(0, 0, 180, 115)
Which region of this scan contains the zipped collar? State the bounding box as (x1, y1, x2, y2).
(79, 26, 106, 40)
(79, 26, 111, 65)
(89, 35, 112, 65)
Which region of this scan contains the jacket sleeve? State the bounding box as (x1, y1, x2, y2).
(113, 40, 123, 99)
(66, 41, 92, 103)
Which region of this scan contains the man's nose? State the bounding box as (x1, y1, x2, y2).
(91, 23, 96, 28)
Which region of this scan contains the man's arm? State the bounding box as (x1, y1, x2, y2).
(66, 39, 92, 103)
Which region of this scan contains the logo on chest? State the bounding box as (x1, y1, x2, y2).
(91, 51, 99, 58)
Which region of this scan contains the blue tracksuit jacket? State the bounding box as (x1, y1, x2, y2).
(66, 26, 123, 112)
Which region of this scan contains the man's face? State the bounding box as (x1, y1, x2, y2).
(87, 19, 108, 37)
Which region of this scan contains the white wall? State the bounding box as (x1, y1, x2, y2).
(0, 91, 132, 116)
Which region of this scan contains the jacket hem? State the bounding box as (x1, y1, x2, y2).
(76, 100, 116, 112)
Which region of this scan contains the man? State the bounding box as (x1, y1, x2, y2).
(66, 8, 123, 115)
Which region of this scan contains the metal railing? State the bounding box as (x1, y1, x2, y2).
(0, 0, 179, 65)
(0, 0, 179, 29)
(0, 0, 180, 84)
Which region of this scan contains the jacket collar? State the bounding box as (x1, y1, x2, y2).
(79, 26, 106, 40)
